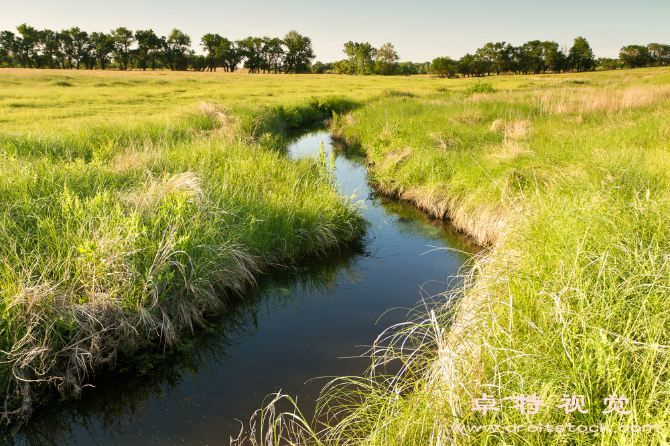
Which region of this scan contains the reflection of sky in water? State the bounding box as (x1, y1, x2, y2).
(13, 130, 475, 446)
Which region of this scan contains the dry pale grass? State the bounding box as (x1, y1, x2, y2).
(197, 101, 240, 140)
(489, 118, 505, 132)
(485, 140, 534, 160)
(121, 171, 204, 210)
(453, 108, 485, 125)
(110, 146, 163, 173)
(490, 119, 532, 139)
(428, 245, 526, 444)
(430, 132, 460, 150)
(505, 120, 531, 139)
(380, 148, 413, 170)
(536, 84, 670, 114)
(2, 228, 260, 421)
(0, 169, 264, 421)
(376, 182, 520, 247)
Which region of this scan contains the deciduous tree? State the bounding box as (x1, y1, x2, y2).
(619, 45, 654, 68)
(430, 57, 457, 78)
(164, 29, 191, 71)
(201, 33, 223, 71)
(90, 32, 114, 70)
(112, 27, 134, 70)
(135, 29, 160, 71)
(283, 30, 314, 74)
(569, 36, 595, 72)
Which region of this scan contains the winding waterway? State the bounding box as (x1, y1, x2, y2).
(9, 129, 476, 445)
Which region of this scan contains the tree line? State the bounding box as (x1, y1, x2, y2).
(1, 25, 669, 76)
(428, 38, 670, 78)
(0, 24, 315, 73)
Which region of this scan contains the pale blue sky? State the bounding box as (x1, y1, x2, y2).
(2, 0, 668, 62)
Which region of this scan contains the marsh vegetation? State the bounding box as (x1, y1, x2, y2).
(1, 66, 669, 446)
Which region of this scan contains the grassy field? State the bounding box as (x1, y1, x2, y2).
(297, 67, 670, 445)
(0, 69, 381, 420)
(2, 67, 670, 445)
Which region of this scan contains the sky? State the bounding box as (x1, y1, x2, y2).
(2, 0, 669, 62)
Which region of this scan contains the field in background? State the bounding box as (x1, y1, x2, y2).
(4, 67, 666, 133)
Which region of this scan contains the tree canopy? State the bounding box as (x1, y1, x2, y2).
(0, 25, 667, 75)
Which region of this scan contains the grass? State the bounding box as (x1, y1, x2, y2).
(239, 67, 670, 445)
(0, 69, 375, 421)
(2, 67, 670, 444)
(0, 68, 449, 134)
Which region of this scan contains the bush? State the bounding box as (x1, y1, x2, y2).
(465, 79, 495, 95)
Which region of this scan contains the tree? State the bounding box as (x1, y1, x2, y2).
(648, 43, 670, 66)
(90, 32, 114, 70)
(136, 29, 160, 71)
(331, 59, 351, 74)
(40, 30, 62, 69)
(218, 39, 243, 72)
(476, 42, 513, 75)
(597, 57, 622, 70)
(189, 54, 207, 71)
(15, 23, 41, 68)
(0, 31, 17, 66)
(201, 33, 223, 71)
(343, 41, 376, 75)
(239, 36, 264, 73)
(430, 57, 457, 78)
(619, 45, 654, 68)
(311, 61, 326, 74)
(163, 29, 191, 71)
(0, 30, 18, 67)
(62, 27, 89, 69)
(111, 27, 134, 70)
(522, 40, 545, 74)
(543, 41, 567, 73)
(263, 37, 284, 73)
(569, 37, 595, 72)
(283, 30, 314, 74)
(475, 44, 494, 76)
(376, 42, 399, 75)
(458, 54, 478, 77)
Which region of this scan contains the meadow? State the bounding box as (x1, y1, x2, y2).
(0, 68, 396, 420)
(308, 67, 670, 445)
(1, 67, 669, 446)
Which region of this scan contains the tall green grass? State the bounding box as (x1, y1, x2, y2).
(0, 97, 365, 421)
(246, 68, 670, 445)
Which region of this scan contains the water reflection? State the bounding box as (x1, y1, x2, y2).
(7, 245, 368, 445)
(6, 129, 475, 445)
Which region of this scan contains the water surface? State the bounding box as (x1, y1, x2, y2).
(11, 130, 475, 445)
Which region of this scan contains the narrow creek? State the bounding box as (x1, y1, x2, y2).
(9, 129, 476, 445)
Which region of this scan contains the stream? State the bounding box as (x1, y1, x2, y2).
(8, 129, 476, 445)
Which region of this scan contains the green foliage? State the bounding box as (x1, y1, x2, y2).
(569, 36, 596, 72)
(283, 30, 315, 74)
(430, 56, 457, 78)
(620, 44, 655, 68)
(465, 79, 495, 95)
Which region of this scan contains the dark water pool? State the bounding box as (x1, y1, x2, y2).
(8, 130, 476, 445)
